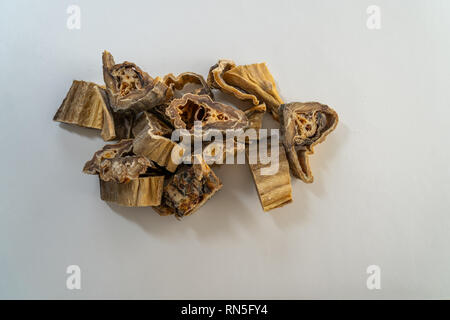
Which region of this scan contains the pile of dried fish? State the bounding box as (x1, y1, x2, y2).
(53, 51, 338, 218)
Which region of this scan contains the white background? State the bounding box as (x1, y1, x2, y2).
(1, 0, 449, 299)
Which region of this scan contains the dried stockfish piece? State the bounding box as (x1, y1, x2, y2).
(83, 139, 133, 171)
(246, 142, 292, 211)
(53, 80, 107, 129)
(149, 103, 173, 126)
(244, 103, 266, 131)
(153, 157, 222, 218)
(54, 82, 133, 142)
(96, 156, 151, 183)
(100, 99, 117, 141)
(163, 72, 214, 98)
(279, 102, 338, 183)
(131, 111, 173, 138)
(83, 140, 153, 183)
(108, 111, 136, 140)
(207, 59, 258, 104)
(223, 63, 283, 120)
(100, 175, 164, 207)
(53, 77, 145, 142)
(102, 51, 169, 113)
(207, 60, 283, 120)
(99, 91, 136, 141)
(133, 127, 183, 173)
(166, 93, 248, 132)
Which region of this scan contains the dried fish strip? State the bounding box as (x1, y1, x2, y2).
(165, 93, 248, 132)
(207, 59, 259, 104)
(53, 80, 106, 129)
(131, 111, 172, 138)
(223, 63, 283, 120)
(153, 157, 222, 218)
(246, 142, 292, 211)
(100, 176, 164, 207)
(53, 80, 133, 141)
(100, 99, 117, 141)
(279, 102, 338, 183)
(102, 51, 169, 113)
(83, 140, 152, 183)
(149, 103, 173, 126)
(163, 72, 214, 98)
(132, 127, 183, 173)
(107, 111, 135, 140)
